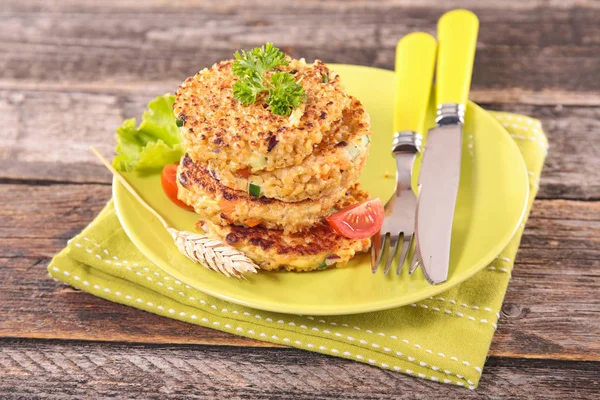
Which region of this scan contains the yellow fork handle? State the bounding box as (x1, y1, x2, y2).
(436, 9, 479, 107)
(394, 32, 437, 135)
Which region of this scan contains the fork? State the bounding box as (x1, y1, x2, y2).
(371, 32, 437, 274)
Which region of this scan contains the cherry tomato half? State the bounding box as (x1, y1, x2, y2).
(161, 163, 194, 210)
(326, 198, 384, 239)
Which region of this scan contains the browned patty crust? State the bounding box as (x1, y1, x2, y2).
(198, 185, 371, 271)
(176, 154, 361, 234)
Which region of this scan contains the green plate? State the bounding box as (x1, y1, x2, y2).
(113, 64, 529, 316)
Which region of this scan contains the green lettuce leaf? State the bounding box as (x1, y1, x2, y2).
(113, 94, 184, 172)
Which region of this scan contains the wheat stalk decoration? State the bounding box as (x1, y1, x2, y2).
(91, 147, 259, 279)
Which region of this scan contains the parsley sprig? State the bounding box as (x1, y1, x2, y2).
(232, 43, 306, 116)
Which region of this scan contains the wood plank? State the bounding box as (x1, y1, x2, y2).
(8, 0, 600, 12)
(1, 183, 599, 359)
(3, 0, 600, 49)
(494, 199, 600, 360)
(0, 339, 598, 399)
(2, 90, 598, 199)
(1, 4, 599, 103)
(484, 103, 600, 200)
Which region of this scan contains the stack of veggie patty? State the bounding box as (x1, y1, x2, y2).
(174, 58, 372, 271)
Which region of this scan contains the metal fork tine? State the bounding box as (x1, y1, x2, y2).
(409, 260, 419, 274)
(371, 232, 385, 273)
(384, 234, 401, 274)
(407, 241, 418, 274)
(396, 235, 411, 275)
(409, 253, 419, 274)
(381, 233, 391, 272)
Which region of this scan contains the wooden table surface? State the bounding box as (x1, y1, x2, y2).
(1, 0, 599, 398)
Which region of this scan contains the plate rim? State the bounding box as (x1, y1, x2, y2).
(113, 64, 530, 316)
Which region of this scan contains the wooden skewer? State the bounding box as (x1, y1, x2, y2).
(90, 146, 170, 230)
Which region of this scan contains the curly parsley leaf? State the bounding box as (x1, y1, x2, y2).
(233, 43, 288, 78)
(232, 43, 305, 116)
(266, 72, 306, 117)
(232, 75, 267, 106)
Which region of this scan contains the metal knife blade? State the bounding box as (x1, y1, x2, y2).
(415, 124, 462, 284)
(414, 9, 478, 284)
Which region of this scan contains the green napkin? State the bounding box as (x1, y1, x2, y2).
(49, 111, 547, 389)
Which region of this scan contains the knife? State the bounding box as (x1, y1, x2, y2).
(415, 9, 479, 284)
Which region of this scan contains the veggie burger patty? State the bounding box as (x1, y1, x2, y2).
(177, 154, 357, 234)
(174, 58, 351, 173)
(209, 97, 372, 202)
(198, 185, 371, 271)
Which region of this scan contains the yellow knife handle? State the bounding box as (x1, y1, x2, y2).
(394, 32, 437, 135)
(436, 9, 479, 107)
